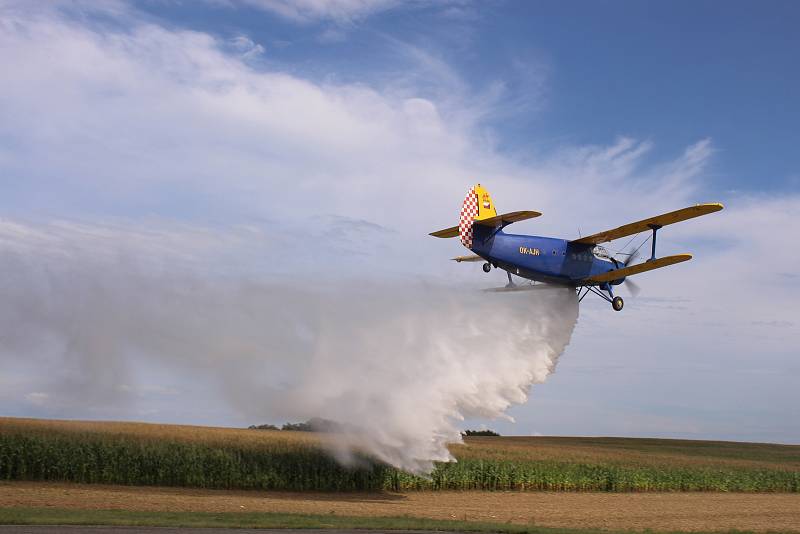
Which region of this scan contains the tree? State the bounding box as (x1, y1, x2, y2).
(462, 429, 500, 437)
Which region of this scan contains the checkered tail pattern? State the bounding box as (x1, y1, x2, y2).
(459, 186, 479, 249)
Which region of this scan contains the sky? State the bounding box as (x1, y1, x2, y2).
(0, 0, 798, 447)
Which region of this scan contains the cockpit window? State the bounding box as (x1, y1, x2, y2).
(592, 246, 611, 260)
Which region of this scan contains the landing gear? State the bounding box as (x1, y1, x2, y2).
(576, 284, 625, 312)
(482, 262, 492, 273)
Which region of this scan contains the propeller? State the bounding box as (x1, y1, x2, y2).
(619, 247, 641, 297)
(624, 274, 642, 297)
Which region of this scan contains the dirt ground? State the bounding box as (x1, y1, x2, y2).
(2, 482, 800, 532)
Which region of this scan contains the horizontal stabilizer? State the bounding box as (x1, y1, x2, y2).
(430, 210, 540, 238)
(474, 210, 542, 227)
(584, 254, 692, 284)
(451, 255, 483, 262)
(430, 225, 459, 238)
(572, 203, 723, 245)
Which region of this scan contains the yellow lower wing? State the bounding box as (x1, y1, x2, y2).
(572, 203, 723, 245)
(584, 254, 692, 284)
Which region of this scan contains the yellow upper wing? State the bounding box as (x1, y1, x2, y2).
(571, 203, 723, 245)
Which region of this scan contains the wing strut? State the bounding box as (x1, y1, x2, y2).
(649, 224, 661, 261)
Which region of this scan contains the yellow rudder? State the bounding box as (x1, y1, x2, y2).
(459, 183, 498, 249)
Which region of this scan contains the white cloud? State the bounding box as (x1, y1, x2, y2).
(25, 392, 50, 406)
(228, 35, 266, 60)
(239, 0, 402, 24)
(0, 2, 478, 232)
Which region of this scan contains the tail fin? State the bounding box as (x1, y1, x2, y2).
(459, 183, 497, 249)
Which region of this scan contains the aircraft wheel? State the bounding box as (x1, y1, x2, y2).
(612, 296, 624, 311)
(482, 262, 492, 273)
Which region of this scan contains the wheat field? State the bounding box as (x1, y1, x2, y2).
(1, 417, 798, 492)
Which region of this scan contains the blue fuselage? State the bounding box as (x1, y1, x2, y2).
(471, 225, 621, 286)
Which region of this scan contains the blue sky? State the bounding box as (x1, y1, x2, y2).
(0, 0, 798, 463)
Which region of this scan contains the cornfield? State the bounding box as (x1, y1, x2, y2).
(1, 418, 798, 492)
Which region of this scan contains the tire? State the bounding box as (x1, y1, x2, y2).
(482, 262, 491, 273)
(612, 296, 624, 311)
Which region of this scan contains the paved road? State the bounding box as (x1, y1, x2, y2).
(2, 529, 441, 534)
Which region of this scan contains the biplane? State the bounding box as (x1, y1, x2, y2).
(430, 184, 723, 311)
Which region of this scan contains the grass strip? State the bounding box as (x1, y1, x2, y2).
(0, 507, 768, 534)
